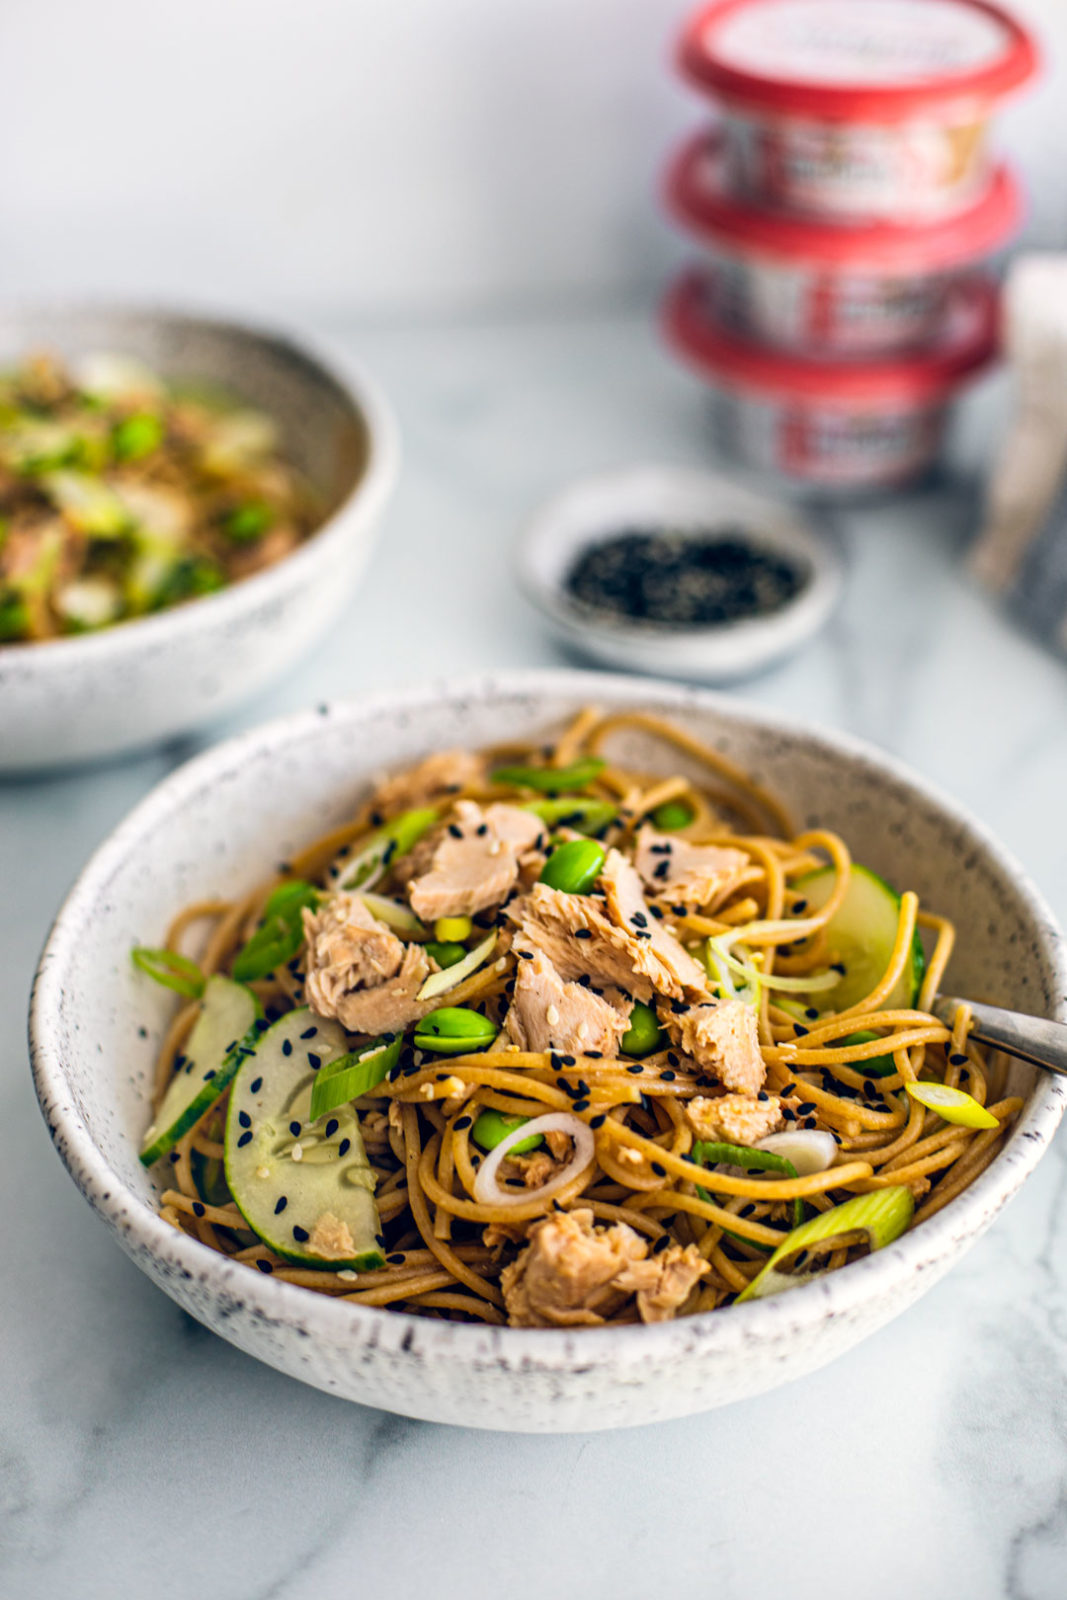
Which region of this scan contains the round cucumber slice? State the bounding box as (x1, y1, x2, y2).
(796, 864, 925, 1013)
(225, 1008, 385, 1271)
(140, 975, 263, 1166)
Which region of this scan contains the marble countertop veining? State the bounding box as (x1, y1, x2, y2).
(2, 307, 1066, 1600)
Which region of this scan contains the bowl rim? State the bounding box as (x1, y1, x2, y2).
(0, 300, 400, 673)
(29, 667, 1067, 1367)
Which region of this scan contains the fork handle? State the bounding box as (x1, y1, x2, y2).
(933, 995, 1067, 1080)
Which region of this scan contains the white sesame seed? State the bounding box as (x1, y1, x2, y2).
(577, 1022, 589, 1040)
(546, 1004, 560, 1026)
(291, 1144, 303, 1162)
(488, 838, 502, 856)
(619, 1147, 643, 1165)
(419, 1083, 436, 1100)
(338, 1269, 359, 1282)
(255, 1165, 271, 1180)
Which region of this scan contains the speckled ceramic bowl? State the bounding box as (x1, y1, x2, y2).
(0, 304, 399, 773)
(29, 671, 1067, 1431)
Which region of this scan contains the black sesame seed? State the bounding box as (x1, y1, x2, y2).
(387, 1253, 406, 1265)
(454, 1116, 473, 1130)
(651, 1234, 671, 1255)
(794, 1024, 809, 1037)
(627, 1064, 643, 1075)
(740, 1203, 756, 1217)
(572, 1099, 591, 1113)
(797, 1101, 817, 1116)
(238, 1110, 251, 1129)
(202, 1069, 216, 1081)
(289, 1120, 301, 1136)
(574, 928, 592, 940)
(949, 1053, 969, 1066)
(757, 1089, 769, 1102)
(448, 823, 463, 839)
(256, 1259, 274, 1274)
(805, 1007, 819, 1020)
(325, 1118, 339, 1138)
(307, 1053, 322, 1069)
(338, 1138, 351, 1157)
(651, 1161, 667, 1177)
(274, 1196, 288, 1214)
(662, 1070, 676, 1082)
(301, 1026, 318, 1040)
(292, 1225, 309, 1242)
(590, 1114, 607, 1129)
(781, 1082, 797, 1097)
(237, 1130, 253, 1147)
(282, 1039, 293, 1057)
(250, 1077, 263, 1095)
(192, 1201, 205, 1217)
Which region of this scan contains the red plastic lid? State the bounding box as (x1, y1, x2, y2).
(679, 0, 1038, 123)
(667, 130, 1022, 270)
(663, 268, 998, 404)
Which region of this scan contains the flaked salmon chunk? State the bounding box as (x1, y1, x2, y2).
(303, 892, 433, 1034)
(634, 825, 751, 911)
(685, 1091, 784, 1147)
(501, 1208, 708, 1327)
(614, 1244, 709, 1323)
(372, 749, 485, 818)
(407, 800, 544, 922)
(667, 998, 766, 1096)
(504, 946, 630, 1057)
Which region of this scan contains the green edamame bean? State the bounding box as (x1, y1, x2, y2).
(621, 1001, 665, 1058)
(650, 799, 694, 831)
(538, 838, 606, 895)
(471, 1110, 544, 1155)
(413, 1007, 499, 1056)
(523, 797, 618, 836)
(425, 940, 467, 970)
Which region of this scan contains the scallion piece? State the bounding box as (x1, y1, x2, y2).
(308, 1036, 403, 1122)
(417, 931, 498, 1001)
(337, 807, 439, 892)
(691, 1141, 803, 1228)
(131, 946, 206, 999)
(231, 879, 319, 982)
(736, 1186, 914, 1302)
(491, 757, 605, 794)
(521, 796, 618, 836)
(904, 1080, 999, 1129)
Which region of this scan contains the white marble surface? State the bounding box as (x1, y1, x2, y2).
(2, 308, 1066, 1598)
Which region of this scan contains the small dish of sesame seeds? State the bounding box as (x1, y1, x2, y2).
(516, 464, 843, 682)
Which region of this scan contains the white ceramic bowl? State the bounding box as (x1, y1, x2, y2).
(516, 466, 843, 681)
(29, 670, 1067, 1432)
(0, 305, 399, 773)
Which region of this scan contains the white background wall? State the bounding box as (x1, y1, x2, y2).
(1, 0, 1065, 320)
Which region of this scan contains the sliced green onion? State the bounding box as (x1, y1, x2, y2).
(708, 936, 841, 994)
(231, 879, 319, 982)
(704, 939, 760, 1009)
(417, 931, 497, 1001)
(309, 1036, 403, 1122)
(112, 412, 164, 462)
(692, 1141, 803, 1228)
(131, 946, 205, 999)
(736, 1186, 914, 1302)
(491, 757, 605, 794)
(472, 1110, 543, 1155)
(357, 892, 427, 937)
(337, 807, 439, 892)
(522, 796, 618, 836)
(649, 799, 694, 831)
(905, 1080, 999, 1129)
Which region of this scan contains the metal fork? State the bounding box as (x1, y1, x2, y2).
(933, 996, 1067, 1080)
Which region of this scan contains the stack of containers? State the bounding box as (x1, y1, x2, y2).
(662, 0, 1039, 491)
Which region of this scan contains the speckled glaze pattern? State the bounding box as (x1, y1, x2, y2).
(0, 305, 399, 772)
(29, 671, 1067, 1431)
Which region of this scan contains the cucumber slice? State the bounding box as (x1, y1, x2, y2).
(797, 864, 925, 1013)
(140, 975, 263, 1166)
(224, 1008, 385, 1270)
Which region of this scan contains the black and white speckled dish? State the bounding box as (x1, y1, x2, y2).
(29, 671, 1067, 1432)
(0, 304, 399, 772)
